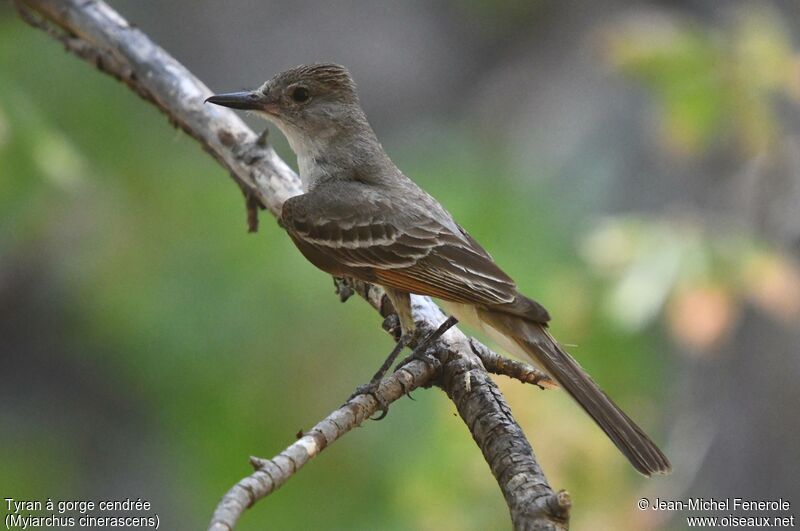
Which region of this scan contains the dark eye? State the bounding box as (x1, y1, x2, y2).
(290, 86, 310, 103)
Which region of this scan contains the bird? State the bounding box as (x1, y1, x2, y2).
(206, 63, 671, 476)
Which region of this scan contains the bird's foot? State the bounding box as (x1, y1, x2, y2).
(348, 380, 392, 418)
(347, 332, 413, 419)
(347, 317, 458, 418)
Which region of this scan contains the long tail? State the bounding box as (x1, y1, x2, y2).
(476, 304, 672, 476)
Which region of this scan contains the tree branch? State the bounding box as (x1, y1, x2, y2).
(210, 355, 441, 531)
(14, 1, 570, 529)
(469, 337, 557, 389)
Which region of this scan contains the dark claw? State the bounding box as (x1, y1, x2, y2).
(348, 381, 390, 419)
(398, 378, 416, 400)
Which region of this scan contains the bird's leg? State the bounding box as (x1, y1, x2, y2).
(384, 287, 416, 338)
(348, 334, 412, 414)
(348, 289, 458, 418)
(348, 288, 416, 418)
(396, 315, 458, 373)
(371, 287, 419, 380)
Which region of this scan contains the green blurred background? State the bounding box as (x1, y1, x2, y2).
(1, 1, 799, 530)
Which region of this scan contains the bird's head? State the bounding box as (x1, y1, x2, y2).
(206, 63, 365, 153)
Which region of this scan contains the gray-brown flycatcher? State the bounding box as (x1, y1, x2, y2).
(207, 64, 671, 476)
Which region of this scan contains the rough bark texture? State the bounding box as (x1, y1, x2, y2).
(14, 1, 570, 529)
(441, 354, 570, 530)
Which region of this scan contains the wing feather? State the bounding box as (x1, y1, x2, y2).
(281, 186, 518, 306)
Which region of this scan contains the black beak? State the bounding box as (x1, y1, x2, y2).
(205, 90, 266, 110)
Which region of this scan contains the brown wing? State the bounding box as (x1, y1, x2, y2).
(374, 230, 517, 305)
(280, 186, 518, 306)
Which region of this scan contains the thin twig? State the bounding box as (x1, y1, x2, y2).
(470, 338, 557, 389)
(14, 2, 570, 530)
(209, 356, 439, 531)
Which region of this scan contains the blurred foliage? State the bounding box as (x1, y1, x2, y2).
(597, 4, 800, 362)
(583, 217, 800, 353)
(0, 17, 669, 531)
(604, 7, 800, 156)
(2, 1, 798, 530)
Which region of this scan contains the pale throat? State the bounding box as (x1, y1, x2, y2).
(276, 122, 349, 189)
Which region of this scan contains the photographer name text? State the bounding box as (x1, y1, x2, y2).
(649, 497, 790, 512)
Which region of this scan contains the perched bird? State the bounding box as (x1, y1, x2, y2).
(206, 64, 671, 476)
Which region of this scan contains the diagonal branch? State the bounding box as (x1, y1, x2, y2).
(210, 355, 441, 531)
(13, 1, 570, 530)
